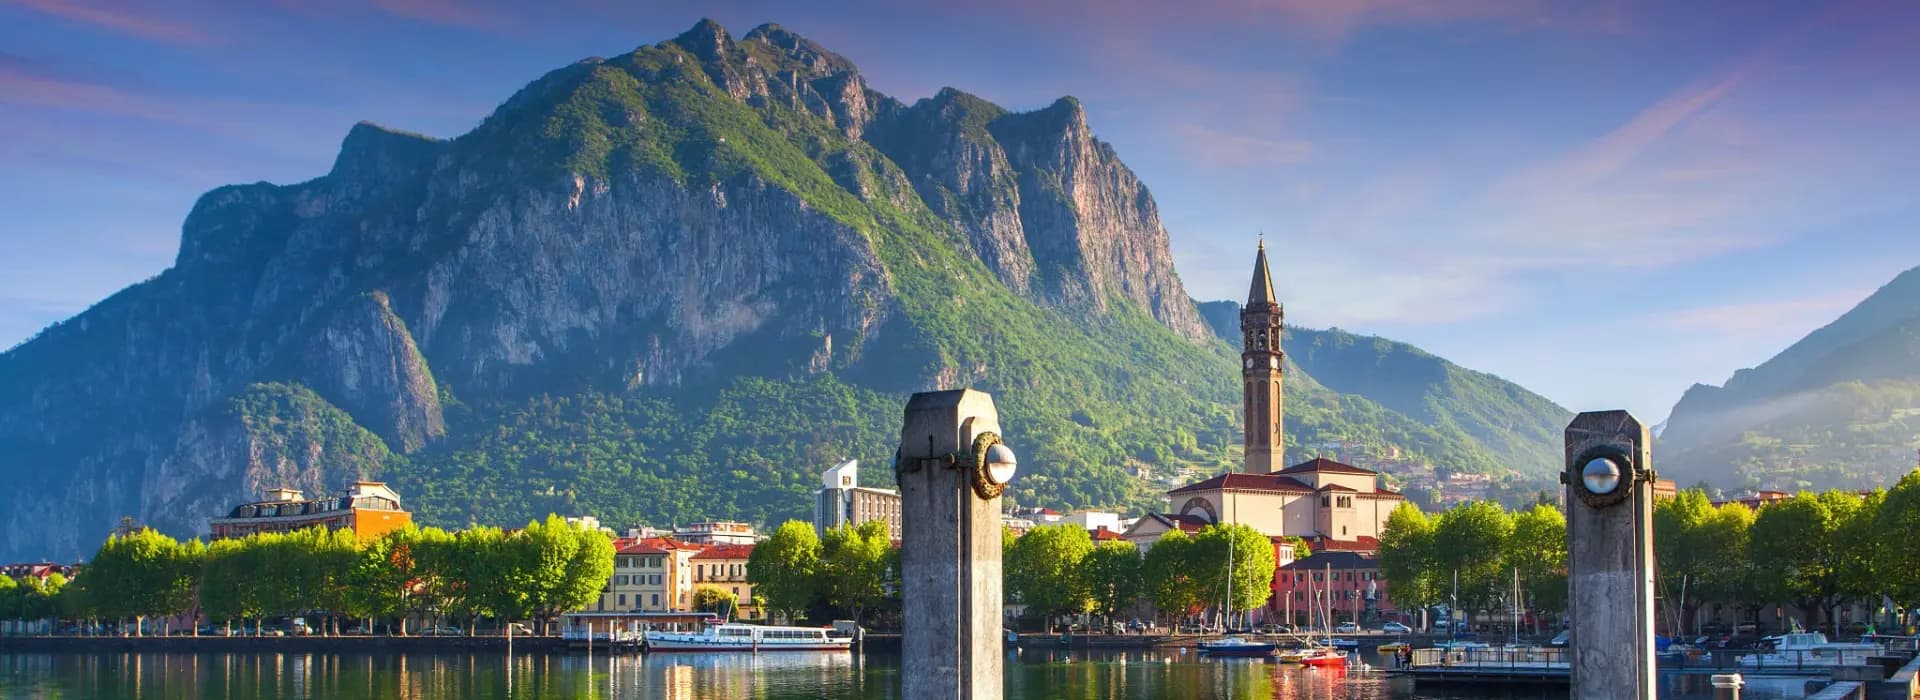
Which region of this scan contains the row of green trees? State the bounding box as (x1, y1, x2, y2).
(746, 520, 897, 625)
(998, 522, 1280, 629)
(0, 572, 69, 624)
(1377, 471, 1920, 634)
(2, 515, 614, 636)
(1653, 474, 1920, 633)
(1375, 500, 1568, 627)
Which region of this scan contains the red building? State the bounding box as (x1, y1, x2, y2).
(1268, 551, 1398, 627)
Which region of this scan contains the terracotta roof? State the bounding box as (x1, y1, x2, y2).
(1280, 550, 1376, 570)
(1302, 535, 1380, 554)
(619, 536, 697, 555)
(1275, 458, 1377, 476)
(1131, 513, 1210, 534)
(1090, 527, 1125, 541)
(1168, 472, 1314, 495)
(692, 543, 755, 560)
(1315, 483, 1358, 493)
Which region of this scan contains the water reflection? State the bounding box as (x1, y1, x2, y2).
(0, 649, 1780, 699)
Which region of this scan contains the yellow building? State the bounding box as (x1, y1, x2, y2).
(691, 544, 760, 620)
(208, 482, 412, 542)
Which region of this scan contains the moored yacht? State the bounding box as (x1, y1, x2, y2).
(1739, 631, 1878, 670)
(645, 622, 852, 652)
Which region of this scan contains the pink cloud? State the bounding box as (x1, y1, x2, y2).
(1649, 290, 1872, 339)
(3, 0, 207, 44)
(1171, 123, 1312, 167)
(371, 0, 504, 30)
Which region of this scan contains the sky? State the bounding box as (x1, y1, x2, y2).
(1, 0, 1917, 423)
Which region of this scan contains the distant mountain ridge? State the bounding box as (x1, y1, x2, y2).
(1197, 301, 1572, 479)
(1660, 265, 1920, 490)
(1, 20, 1567, 560)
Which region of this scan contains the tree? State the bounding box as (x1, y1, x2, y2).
(1143, 531, 1203, 623)
(450, 526, 520, 630)
(509, 515, 615, 634)
(748, 520, 821, 624)
(1081, 540, 1143, 622)
(0, 575, 16, 621)
(1697, 502, 1757, 629)
(1433, 500, 1514, 624)
(1507, 503, 1566, 629)
(199, 537, 260, 635)
(82, 529, 198, 636)
(818, 520, 889, 625)
(1191, 523, 1276, 621)
(692, 585, 738, 615)
(1750, 491, 1854, 630)
(1654, 490, 1716, 634)
(1378, 502, 1438, 628)
(1876, 471, 1920, 621)
(1006, 523, 1094, 629)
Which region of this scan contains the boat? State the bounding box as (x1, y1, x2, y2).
(1376, 642, 1410, 654)
(1328, 638, 1359, 650)
(1199, 636, 1278, 658)
(1738, 630, 1879, 669)
(1297, 647, 1348, 668)
(645, 622, 852, 652)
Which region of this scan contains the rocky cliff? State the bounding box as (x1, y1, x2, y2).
(0, 20, 1560, 559)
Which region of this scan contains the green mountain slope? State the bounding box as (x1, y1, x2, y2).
(1660, 265, 1920, 490)
(0, 20, 1570, 558)
(1198, 302, 1571, 478)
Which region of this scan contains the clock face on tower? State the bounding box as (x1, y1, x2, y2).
(1244, 357, 1254, 369)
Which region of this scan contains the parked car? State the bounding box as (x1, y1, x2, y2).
(1177, 624, 1208, 634)
(1334, 622, 1360, 633)
(1432, 619, 1453, 630)
(1382, 622, 1412, 634)
(1257, 624, 1294, 635)
(422, 626, 465, 637)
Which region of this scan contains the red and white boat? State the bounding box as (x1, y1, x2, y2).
(644, 623, 852, 652)
(1296, 647, 1348, 668)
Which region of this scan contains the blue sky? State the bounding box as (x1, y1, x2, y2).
(2, 0, 1916, 423)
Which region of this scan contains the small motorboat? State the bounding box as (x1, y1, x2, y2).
(1329, 638, 1359, 650)
(1297, 647, 1348, 668)
(1198, 636, 1278, 658)
(1376, 642, 1410, 654)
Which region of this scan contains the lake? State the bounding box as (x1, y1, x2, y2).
(0, 648, 1812, 699)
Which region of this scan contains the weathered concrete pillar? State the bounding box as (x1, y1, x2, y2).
(896, 389, 1016, 700)
(1564, 410, 1656, 700)
(1711, 673, 1743, 700)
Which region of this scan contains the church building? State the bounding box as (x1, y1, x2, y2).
(1123, 242, 1405, 551)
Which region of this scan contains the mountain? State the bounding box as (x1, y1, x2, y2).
(1659, 266, 1920, 490)
(1196, 302, 1571, 479)
(2, 20, 1555, 560)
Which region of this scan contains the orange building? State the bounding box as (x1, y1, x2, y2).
(208, 482, 412, 542)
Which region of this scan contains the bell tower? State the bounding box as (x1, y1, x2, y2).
(1241, 241, 1284, 474)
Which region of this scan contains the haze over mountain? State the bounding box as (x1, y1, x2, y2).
(1659, 265, 1920, 490)
(0, 20, 1569, 560)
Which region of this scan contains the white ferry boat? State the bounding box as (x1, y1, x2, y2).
(645, 623, 852, 652)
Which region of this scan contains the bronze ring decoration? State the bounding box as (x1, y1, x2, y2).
(970, 431, 1007, 500)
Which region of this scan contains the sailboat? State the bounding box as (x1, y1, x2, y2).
(1199, 535, 1277, 658)
(1295, 564, 1347, 668)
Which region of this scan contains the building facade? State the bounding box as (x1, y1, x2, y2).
(600, 537, 702, 612)
(813, 459, 903, 539)
(1161, 458, 1405, 543)
(208, 482, 412, 542)
(673, 521, 756, 546)
(691, 544, 759, 620)
(1270, 551, 1397, 627)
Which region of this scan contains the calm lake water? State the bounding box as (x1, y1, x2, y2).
(0, 648, 1811, 699)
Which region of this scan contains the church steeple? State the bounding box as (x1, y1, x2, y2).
(1249, 239, 1277, 306)
(1240, 241, 1284, 474)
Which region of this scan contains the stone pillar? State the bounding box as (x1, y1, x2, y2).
(1564, 410, 1656, 700)
(1711, 673, 1743, 700)
(897, 389, 1011, 700)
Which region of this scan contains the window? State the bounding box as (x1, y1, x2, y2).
(1320, 496, 1330, 507)
(651, 594, 659, 607)
(697, 564, 705, 579)
(733, 587, 741, 597)
(618, 594, 626, 606)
